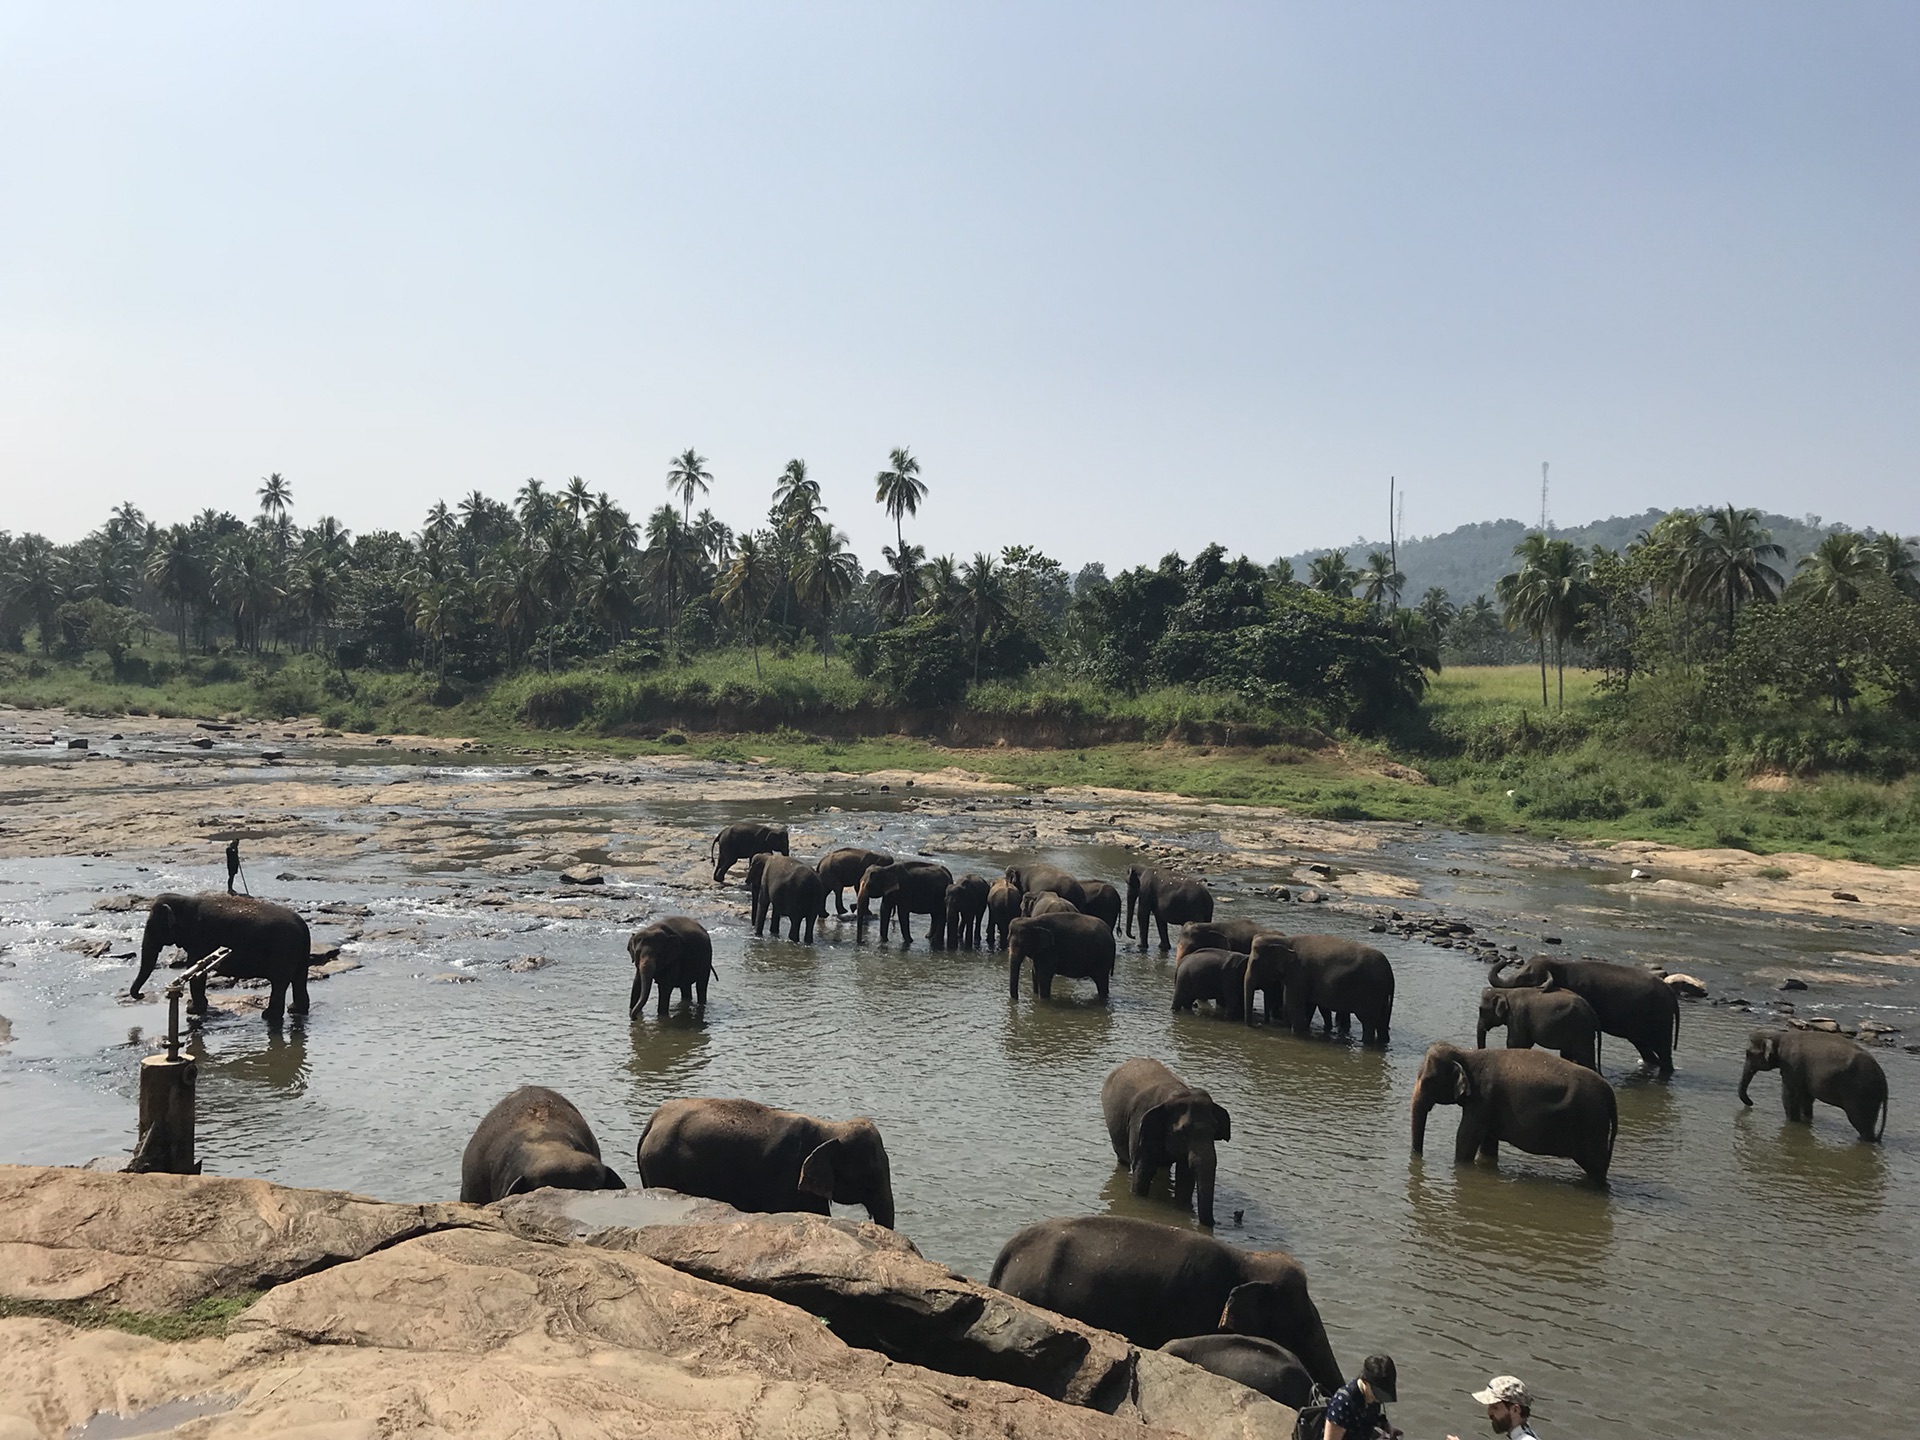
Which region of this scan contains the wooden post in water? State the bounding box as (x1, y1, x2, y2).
(124, 945, 228, 1175)
(130, 1054, 200, 1174)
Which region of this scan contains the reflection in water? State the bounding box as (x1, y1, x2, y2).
(625, 1015, 713, 1087)
(1732, 1109, 1887, 1223)
(212, 1024, 311, 1095)
(999, 999, 1115, 1078)
(1405, 1160, 1616, 1282)
(1097, 1163, 1212, 1232)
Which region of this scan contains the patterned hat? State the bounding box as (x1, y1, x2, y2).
(1472, 1376, 1532, 1408)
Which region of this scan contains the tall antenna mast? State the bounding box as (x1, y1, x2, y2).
(1388, 476, 1398, 613)
(1540, 461, 1550, 533)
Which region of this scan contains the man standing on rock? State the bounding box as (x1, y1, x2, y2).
(1449, 1374, 1540, 1439)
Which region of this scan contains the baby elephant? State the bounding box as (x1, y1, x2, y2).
(1159, 1335, 1314, 1410)
(628, 917, 713, 1019)
(1103, 1057, 1232, 1228)
(1477, 986, 1602, 1071)
(460, 1086, 625, 1203)
(1739, 1028, 1888, 1142)
(1172, 947, 1248, 1019)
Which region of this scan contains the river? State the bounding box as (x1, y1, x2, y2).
(0, 740, 1914, 1438)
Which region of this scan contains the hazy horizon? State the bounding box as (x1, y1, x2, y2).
(4, 3, 1914, 564)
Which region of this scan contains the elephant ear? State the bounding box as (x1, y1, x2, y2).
(798, 1139, 841, 1200)
(1211, 1103, 1232, 1144)
(1450, 1058, 1478, 1103)
(1218, 1282, 1282, 1335)
(1133, 1103, 1172, 1161)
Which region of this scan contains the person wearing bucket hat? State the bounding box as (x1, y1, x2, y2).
(1320, 1353, 1401, 1439)
(1448, 1375, 1539, 1440)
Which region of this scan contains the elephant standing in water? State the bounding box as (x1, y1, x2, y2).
(1175, 919, 1279, 960)
(1244, 934, 1394, 1043)
(816, 847, 892, 918)
(989, 1215, 1343, 1394)
(1488, 955, 1679, 1076)
(748, 853, 824, 942)
(710, 822, 788, 884)
(1021, 892, 1079, 918)
(1102, 1057, 1233, 1227)
(1126, 867, 1213, 950)
(131, 893, 312, 1025)
(1078, 880, 1123, 930)
(1005, 863, 1088, 910)
(1411, 1042, 1617, 1185)
(1477, 986, 1602, 1070)
(1739, 1028, 1888, 1141)
(985, 878, 1021, 950)
(1007, 912, 1115, 1001)
(637, 1097, 895, 1226)
(945, 874, 990, 946)
(857, 861, 953, 946)
(627, 917, 713, 1019)
(460, 1086, 625, 1203)
(1171, 948, 1248, 1019)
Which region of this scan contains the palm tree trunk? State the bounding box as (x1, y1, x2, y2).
(1538, 635, 1548, 708)
(1556, 635, 1565, 710)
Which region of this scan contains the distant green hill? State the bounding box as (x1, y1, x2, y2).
(1282, 508, 1850, 606)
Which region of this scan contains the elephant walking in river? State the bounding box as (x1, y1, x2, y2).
(1488, 955, 1678, 1076)
(627, 917, 712, 1018)
(1411, 1042, 1617, 1185)
(1102, 1057, 1232, 1227)
(1739, 1028, 1888, 1141)
(1477, 986, 1602, 1070)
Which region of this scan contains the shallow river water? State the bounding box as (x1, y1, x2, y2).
(1, 759, 1916, 1439)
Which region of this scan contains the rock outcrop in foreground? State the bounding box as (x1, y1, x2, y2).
(0, 1166, 1295, 1440)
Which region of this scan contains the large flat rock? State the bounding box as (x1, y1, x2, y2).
(0, 1164, 489, 1311)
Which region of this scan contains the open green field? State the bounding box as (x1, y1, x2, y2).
(4, 651, 1916, 865)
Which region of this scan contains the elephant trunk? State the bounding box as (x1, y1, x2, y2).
(1192, 1149, 1218, 1229)
(866, 1182, 895, 1230)
(1475, 1017, 1490, 1048)
(132, 916, 167, 998)
(1737, 1056, 1758, 1106)
(1294, 1310, 1344, 1396)
(1410, 1090, 1432, 1155)
(1124, 873, 1139, 938)
(630, 963, 654, 1020)
(1007, 949, 1023, 1001)
(1486, 957, 1520, 988)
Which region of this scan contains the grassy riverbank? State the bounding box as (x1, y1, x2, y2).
(4, 649, 1917, 864)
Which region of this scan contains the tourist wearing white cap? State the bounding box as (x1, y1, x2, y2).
(1447, 1375, 1539, 1440)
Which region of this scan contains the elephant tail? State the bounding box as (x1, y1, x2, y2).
(1604, 1086, 1619, 1172)
(1875, 1092, 1889, 1143)
(1672, 1001, 1681, 1055)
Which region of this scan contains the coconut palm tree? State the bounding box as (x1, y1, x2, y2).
(772, 459, 823, 534)
(1792, 532, 1871, 607)
(1415, 587, 1455, 634)
(792, 522, 861, 669)
(1687, 504, 1784, 639)
(1864, 531, 1920, 599)
(145, 525, 201, 655)
(693, 508, 733, 567)
(1497, 534, 1590, 708)
(960, 551, 1010, 684)
(258, 473, 292, 520)
(667, 449, 712, 522)
(716, 531, 772, 680)
(562, 476, 593, 526)
(1356, 550, 1405, 615)
(579, 545, 640, 641)
(516, 478, 556, 537)
(643, 506, 700, 636)
(870, 542, 927, 623)
(918, 554, 963, 619)
(1307, 551, 1357, 598)
(8, 535, 64, 655)
(526, 531, 579, 672)
(874, 447, 926, 553)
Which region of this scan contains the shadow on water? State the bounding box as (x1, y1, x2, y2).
(1097, 1164, 1213, 1232)
(999, 998, 1116, 1078)
(207, 1024, 311, 1096)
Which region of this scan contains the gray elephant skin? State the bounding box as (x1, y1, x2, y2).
(710, 822, 788, 883)
(132, 892, 312, 1025)
(1411, 1042, 1617, 1184)
(637, 1096, 895, 1227)
(1172, 948, 1248, 1020)
(627, 917, 713, 1018)
(1005, 863, 1088, 909)
(985, 878, 1021, 950)
(1175, 919, 1278, 960)
(460, 1085, 625, 1203)
(1739, 1027, 1888, 1141)
(1102, 1057, 1233, 1227)
(989, 1214, 1343, 1394)
(1488, 955, 1679, 1076)
(857, 860, 953, 946)
(945, 874, 990, 946)
(1158, 1335, 1314, 1410)
(1007, 912, 1115, 1001)
(1078, 879, 1123, 930)
(816, 846, 892, 918)
(1477, 986, 1601, 1070)
(1021, 891, 1080, 918)
(748, 853, 824, 941)
(1246, 934, 1394, 1044)
(1126, 866, 1214, 949)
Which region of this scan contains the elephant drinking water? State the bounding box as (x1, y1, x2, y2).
(636, 1096, 895, 1227)
(1739, 1027, 1888, 1142)
(460, 1086, 626, 1203)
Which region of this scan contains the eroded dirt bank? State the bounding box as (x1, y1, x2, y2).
(0, 1164, 1292, 1440)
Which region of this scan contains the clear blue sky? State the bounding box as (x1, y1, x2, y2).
(3, 2, 1914, 566)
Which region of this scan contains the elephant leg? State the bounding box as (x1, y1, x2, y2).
(1336, 1010, 1353, 1035)
(1037, 967, 1052, 999)
(898, 912, 913, 945)
(1129, 1157, 1153, 1196)
(1453, 1113, 1486, 1164)
(264, 978, 288, 1025)
(1172, 1161, 1194, 1207)
(1156, 915, 1171, 951)
(188, 973, 210, 1016)
(1094, 969, 1109, 1001)
(803, 912, 816, 943)
(291, 971, 310, 1015)
(1477, 1133, 1500, 1163)
(833, 887, 846, 916)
